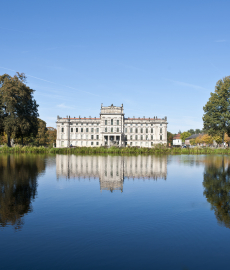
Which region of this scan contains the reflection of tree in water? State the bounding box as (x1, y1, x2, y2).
(203, 156, 230, 228)
(0, 155, 46, 229)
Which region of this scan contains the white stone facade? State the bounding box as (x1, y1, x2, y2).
(56, 104, 167, 147)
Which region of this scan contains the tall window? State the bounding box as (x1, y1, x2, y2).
(96, 135, 99, 139)
(105, 127, 107, 132)
(125, 128, 127, 133)
(160, 124, 162, 126)
(111, 119, 113, 125)
(105, 120, 107, 125)
(135, 135, 138, 140)
(130, 135, 132, 140)
(91, 135, 93, 139)
(96, 128, 99, 132)
(111, 128, 113, 132)
(61, 128, 64, 132)
(141, 128, 143, 133)
(160, 128, 162, 133)
(81, 128, 83, 132)
(146, 135, 148, 140)
(71, 128, 73, 132)
(117, 128, 119, 132)
(91, 142, 93, 145)
(135, 128, 138, 133)
(76, 128, 78, 132)
(130, 128, 133, 133)
(61, 134, 63, 139)
(86, 128, 88, 132)
(117, 120, 119, 125)
(91, 128, 94, 132)
(151, 135, 153, 140)
(146, 128, 148, 133)
(141, 135, 143, 140)
(151, 128, 153, 133)
(160, 135, 162, 140)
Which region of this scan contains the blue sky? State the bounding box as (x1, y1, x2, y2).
(1, 0, 230, 133)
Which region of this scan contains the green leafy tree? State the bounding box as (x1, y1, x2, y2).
(195, 129, 202, 134)
(46, 127, 57, 146)
(203, 76, 230, 143)
(0, 73, 39, 146)
(167, 131, 174, 146)
(34, 119, 48, 146)
(188, 129, 195, 135)
(180, 132, 191, 142)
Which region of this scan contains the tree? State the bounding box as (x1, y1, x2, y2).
(190, 138, 196, 145)
(213, 135, 222, 144)
(0, 73, 39, 146)
(203, 76, 230, 143)
(34, 119, 48, 146)
(195, 129, 202, 134)
(180, 132, 191, 142)
(195, 135, 202, 145)
(47, 127, 57, 146)
(188, 129, 195, 135)
(201, 134, 213, 145)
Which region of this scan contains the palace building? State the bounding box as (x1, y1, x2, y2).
(56, 104, 167, 147)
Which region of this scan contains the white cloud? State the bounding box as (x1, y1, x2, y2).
(215, 40, 226, 43)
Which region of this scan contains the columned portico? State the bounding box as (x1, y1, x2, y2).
(103, 134, 122, 146)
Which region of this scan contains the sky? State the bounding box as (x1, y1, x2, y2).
(1, 0, 230, 133)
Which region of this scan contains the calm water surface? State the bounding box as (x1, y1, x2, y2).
(1, 154, 230, 270)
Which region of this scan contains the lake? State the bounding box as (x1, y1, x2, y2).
(0, 154, 230, 270)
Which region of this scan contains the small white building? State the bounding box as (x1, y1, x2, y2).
(173, 134, 182, 146)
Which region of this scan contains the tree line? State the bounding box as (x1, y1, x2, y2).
(0, 73, 56, 146)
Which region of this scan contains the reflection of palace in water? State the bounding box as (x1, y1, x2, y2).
(56, 155, 167, 192)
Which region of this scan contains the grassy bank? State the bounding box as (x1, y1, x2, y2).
(1, 145, 230, 155)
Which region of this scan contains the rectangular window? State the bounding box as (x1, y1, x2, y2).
(130, 135, 132, 140)
(130, 142, 132, 146)
(141, 128, 143, 133)
(117, 128, 119, 132)
(146, 128, 148, 133)
(135, 135, 138, 140)
(141, 135, 143, 140)
(81, 128, 83, 132)
(96, 142, 99, 145)
(146, 135, 148, 140)
(160, 124, 162, 126)
(151, 142, 153, 146)
(151, 128, 153, 133)
(86, 128, 88, 132)
(111, 128, 113, 132)
(91, 128, 94, 132)
(117, 120, 119, 125)
(151, 124, 153, 126)
(91, 135, 94, 139)
(111, 119, 113, 125)
(76, 128, 78, 132)
(71, 128, 73, 132)
(86, 135, 88, 139)
(135, 128, 138, 133)
(125, 128, 127, 133)
(130, 128, 133, 133)
(96, 135, 99, 140)
(160, 128, 162, 133)
(160, 135, 162, 140)
(105, 127, 107, 132)
(86, 141, 88, 145)
(105, 120, 107, 125)
(96, 128, 99, 132)
(91, 142, 93, 145)
(151, 135, 153, 140)
(81, 135, 83, 139)
(61, 128, 64, 132)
